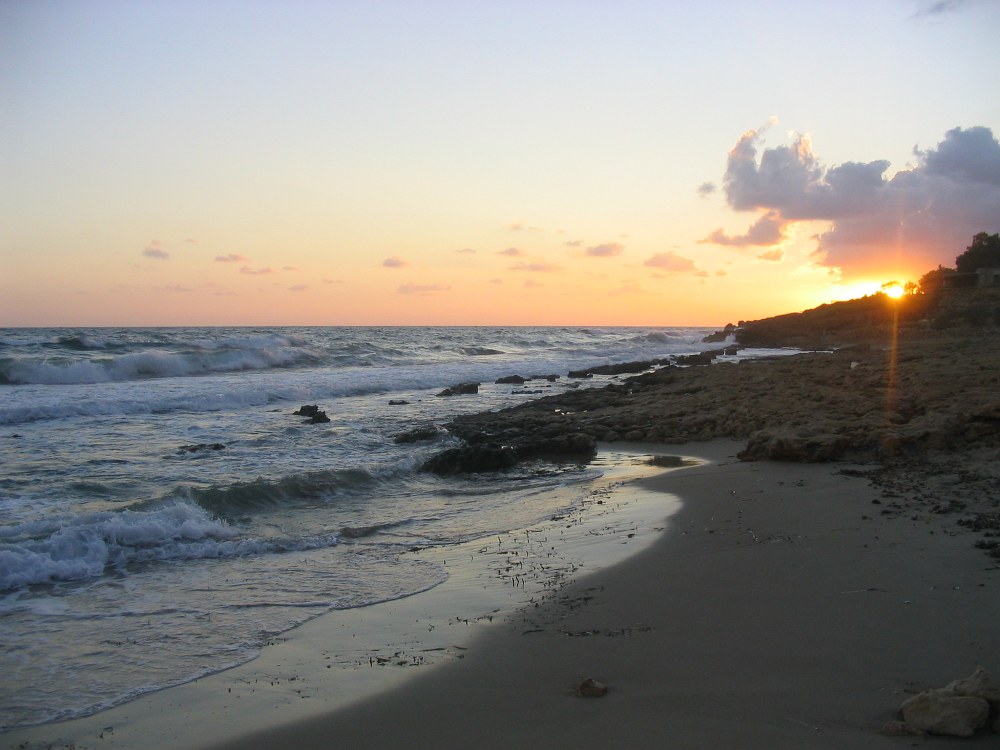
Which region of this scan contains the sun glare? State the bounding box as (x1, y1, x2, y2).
(883, 283, 905, 299)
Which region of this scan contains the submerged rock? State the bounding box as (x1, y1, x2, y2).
(178, 443, 225, 453)
(436, 383, 480, 397)
(393, 425, 447, 444)
(495, 375, 528, 384)
(293, 404, 330, 423)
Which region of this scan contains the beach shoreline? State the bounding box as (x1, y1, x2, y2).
(205, 439, 998, 749)
(1, 445, 693, 750)
(6, 437, 997, 748)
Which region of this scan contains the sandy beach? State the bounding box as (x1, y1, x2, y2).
(206, 440, 998, 750)
(5, 325, 1000, 749)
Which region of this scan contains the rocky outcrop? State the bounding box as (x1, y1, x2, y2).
(495, 375, 528, 384)
(886, 667, 1000, 738)
(393, 425, 447, 444)
(436, 383, 480, 397)
(421, 432, 596, 475)
(293, 405, 330, 423)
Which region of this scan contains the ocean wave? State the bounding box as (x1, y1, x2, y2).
(0, 502, 340, 592)
(184, 468, 381, 514)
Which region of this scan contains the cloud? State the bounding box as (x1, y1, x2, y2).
(240, 266, 273, 275)
(507, 222, 543, 232)
(456, 247, 476, 254)
(523, 279, 544, 288)
(564, 240, 583, 247)
(142, 241, 169, 260)
(282, 266, 297, 271)
(382, 256, 409, 268)
(758, 249, 784, 262)
(398, 283, 450, 295)
(289, 284, 309, 292)
(585, 242, 625, 257)
(913, 0, 970, 17)
(643, 252, 697, 272)
(610, 280, 645, 295)
(701, 209, 787, 247)
(708, 124, 1000, 276)
(215, 254, 248, 263)
(509, 261, 561, 272)
(497, 247, 525, 257)
(697, 181, 716, 196)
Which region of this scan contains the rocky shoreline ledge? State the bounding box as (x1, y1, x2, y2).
(409, 293, 1000, 565)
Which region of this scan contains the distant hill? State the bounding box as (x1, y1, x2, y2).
(731, 286, 999, 349)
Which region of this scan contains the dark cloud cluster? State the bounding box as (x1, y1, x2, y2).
(702, 124, 1000, 276)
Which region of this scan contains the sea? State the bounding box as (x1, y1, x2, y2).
(0, 325, 737, 731)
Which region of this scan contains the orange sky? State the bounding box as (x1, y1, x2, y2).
(2, 1, 998, 327)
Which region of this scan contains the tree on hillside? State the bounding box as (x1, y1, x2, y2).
(955, 232, 1000, 272)
(918, 265, 955, 293)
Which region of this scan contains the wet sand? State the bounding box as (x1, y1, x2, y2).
(203, 439, 997, 749)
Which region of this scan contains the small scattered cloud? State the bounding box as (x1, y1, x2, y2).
(456, 247, 477, 254)
(643, 252, 697, 272)
(398, 283, 450, 295)
(697, 181, 716, 196)
(694, 270, 710, 278)
(282, 266, 297, 271)
(383, 256, 409, 268)
(289, 284, 309, 292)
(184, 238, 197, 244)
(564, 240, 583, 247)
(158, 283, 193, 292)
(523, 279, 544, 288)
(323, 278, 344, 284)
(489, 278, 503, 284)
(758, 249, 784, 262)
(215, 254, 248, 263)
(240, 266, 273, 275)
(585, 242, 625, 258)
(715, 269, 728, 277)
(142, 241, 169, 260)
(610, 280, 645, 295)
(913, 0, 970, 18)
(497, 247, 525, 257)
(510, 261, 561, 272)
(507, 222, 544, 232)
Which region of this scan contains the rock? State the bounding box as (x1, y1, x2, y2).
(495, 375, 528, 384)
(900, 690, 989, 737)
(945, 667, 1000, 706)
(293, 405, 330, 423)
(436, 383, 480, 397)
(880, 720, 922, 737)
(576, 677, 608, 697)
(567, 361, 652, 378)
(724, 345, 739, 356)
(421, 444, 518, 474)
(393, 425, 447, 444)
(739, 429, 850, 462)
(388, 399, 409, 405)
(673, 352, 716, 366)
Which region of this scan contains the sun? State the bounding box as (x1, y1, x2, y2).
(883, 283, 905, 299)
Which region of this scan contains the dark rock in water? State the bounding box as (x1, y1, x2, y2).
(495, 375, 528, 385)
(421, 444, 518, 474)
(538, 374, 560, 382)
(568, 361, 653, 378)
(723, 345, 739, 356)
(421, 432, 597, 475)
(179, 443, 226, 453)
(436, 383, 480, 397)
(673, 352, 716, 366)
(702, 323, 736, 343)
(294, 404, 330, 423)
(394, 425, 447, 444)
(388, 399, 410, 405)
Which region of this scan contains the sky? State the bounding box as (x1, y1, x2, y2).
(2, 0, 1000, 327)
